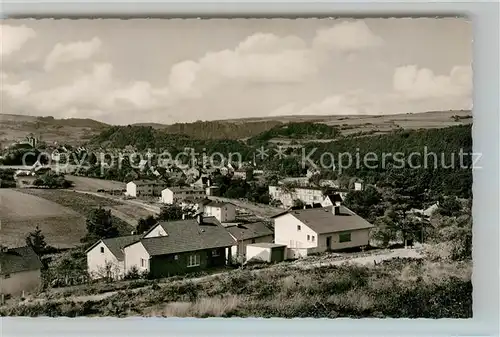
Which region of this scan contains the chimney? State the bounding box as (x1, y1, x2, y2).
(196, 213, 203, 224)
(333, 205, 341, 215)
(303, 205, 307, 210)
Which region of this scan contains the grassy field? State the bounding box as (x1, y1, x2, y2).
(65, 176, 125, 192)
(2, 189, 137, 246)
(0, 189, 86, 248)
(0, 258, 472, 318)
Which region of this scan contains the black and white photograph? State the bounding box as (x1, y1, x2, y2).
(0, 18, 473, 318)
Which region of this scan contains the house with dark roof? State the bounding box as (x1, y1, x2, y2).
(202, 201, 236, 223)
(225, 222, 274, 261)
(86, 234, 143, 280)
(122, 216, 235, 278)
(272, 204, 374, 259)
(0, 245, 43, 296)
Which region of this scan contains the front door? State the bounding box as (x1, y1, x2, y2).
(326, 236, 332, 251)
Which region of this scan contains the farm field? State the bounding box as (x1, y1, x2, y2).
(14, 189, 136, 241)
(0, 189, 86, 248)
(65, 175, 125, 192)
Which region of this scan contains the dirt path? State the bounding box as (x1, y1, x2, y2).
(71, 190, 161, 214)
(210, 196, 282, 218)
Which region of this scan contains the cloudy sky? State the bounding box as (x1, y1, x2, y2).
(1, 18, 472, 125)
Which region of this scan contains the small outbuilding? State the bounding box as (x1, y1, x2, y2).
(245, 243, 287, 263)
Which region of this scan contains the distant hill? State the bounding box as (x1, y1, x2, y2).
(0, 110, 472, 147)
(0, 114, 109, 147)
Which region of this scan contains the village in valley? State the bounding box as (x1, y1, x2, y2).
(0, 112, 473, 318)
(0, 18, 473, 318)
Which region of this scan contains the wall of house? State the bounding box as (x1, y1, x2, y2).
(229, 234, 274, 258)
(126, 182, 137, 197)
(87, 242, 124, 280)
(149, 248, 227, 278)
(246, 246, 272, 262)
(274, 213, 319, 249)
(317, 228, 371, 251)
(161, 189, 174, 204)
(144, 224, 168, 239)
(0, 269, 41, 296)
(123, 242, 151, 275)
(223, 205, 236, 222)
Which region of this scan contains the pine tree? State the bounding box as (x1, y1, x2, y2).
(25, 226, 48, 256)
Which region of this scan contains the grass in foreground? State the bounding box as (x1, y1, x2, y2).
(1, 258, 472, 318)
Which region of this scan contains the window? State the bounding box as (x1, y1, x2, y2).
(339, 232, 352, 243)
(188, 254, 200, 267)
(297, 225, 301, 231)
(100, 247, 105, 253)
(140, 258, 147, 268)
(312, 236, 315, 242)
(174, 255, 179, 260)
(307, 235, 310, 241)
(212, 249, 220, 257)
(4, 273, 10, 279)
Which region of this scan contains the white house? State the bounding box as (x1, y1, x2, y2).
(121, 216, 236, 278)
(225, 222, 274, 261)
(126, 180, 167, 198)
(272, 204, 374, 259)
(354, 182, 364, 191)
(269, 185, 325, 208)
(161, 186, 206, 204)
(0, 245, 43, 296)
(202, 201, 236, 223)
(232, 169, 248, 180)
(86, 235, 143, 280)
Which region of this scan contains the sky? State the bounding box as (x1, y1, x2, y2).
(0, 18, 472, 125)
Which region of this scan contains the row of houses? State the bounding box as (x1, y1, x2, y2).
(1, 195, 373, 296)
(85, 194, 374, 281)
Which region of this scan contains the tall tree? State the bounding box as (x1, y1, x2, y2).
(25, 226, 48, 256)
(157, 205, 184, 222)
(82, 207, 119, 243)
(136, 215, 158, 234)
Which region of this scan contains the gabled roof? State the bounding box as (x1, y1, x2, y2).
(324, 193, 343, 203)
(276, 206, 374, 234)
(125, 217, 235, 256)
(226, 222, 273, 241)
(0, 246, 43, 275)
(85, 234, 143, 261)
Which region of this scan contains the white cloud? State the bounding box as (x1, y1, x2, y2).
(166, 33, 317, 97)
(0, 24, 36, 56)
(44, 37, 102, 71)
(1, 72, 32, 100)
(393, 65, 472, 100)
(313, 20, 384, 52)
(25, 63, 170, 116)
